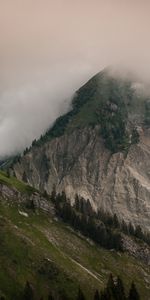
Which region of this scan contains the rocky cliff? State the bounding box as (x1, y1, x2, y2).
(11, 69, 150, 231)
(0, 171, 54, 214)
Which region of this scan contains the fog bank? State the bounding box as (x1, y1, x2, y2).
(0, 0, 150, 157)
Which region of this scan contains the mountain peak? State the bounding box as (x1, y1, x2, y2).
(31, 67, 148, 153)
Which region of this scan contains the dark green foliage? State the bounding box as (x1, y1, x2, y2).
(22, 171, 28, 183)
(33, 109, 76, 147)
(50, 185, 56, 202)
(48, 293, 55, 300)
(24, 70, 144, 154)
(98, 99, 129, 153)
(93, 289, 100, 300)
(53, 192, 150, 251)
(134, 226, 143, 240)
(23, 148, 29, 156)
(131, 128, 140, 144)
(101, 274, 127, 300)
(19, 275, 141, 300)
(97, 209, 150, 246)
(128, 282, 140, 300)
(54, 192, 123, 251)
(106, 273, 116, 299)
(23, 281, 34, 300)
(76, 287, 86, 300)
(115, 276, 126, 300)
(25, 199, 35, 210)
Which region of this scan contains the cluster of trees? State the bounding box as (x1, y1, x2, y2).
(51, 191, 123, 251)
(50, 190, 150, 248)
(91, 274, 140, 300)
(18, 274, 140, 300)
(96, 208, 150, 246)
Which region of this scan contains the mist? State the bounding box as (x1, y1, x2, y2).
(1, 0, 150, 157)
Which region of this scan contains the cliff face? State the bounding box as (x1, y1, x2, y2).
(13, 125, 150, 231)
(10, 69, 150, 231)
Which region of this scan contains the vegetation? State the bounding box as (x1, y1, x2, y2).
(0, 192, 149, 299)
(53, 192, 123, 251)
(20, 70, 147, 155)
(99, 274, 140, 300)
(51, 191, 150, 249)
(0, 172, 149, 299)
(0, 171, 36, 195)
(0, 274, 141, 300)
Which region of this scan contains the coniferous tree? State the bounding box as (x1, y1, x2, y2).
(113, 214, 119, 228)
(51, 185, 56, 202)
(105, 273, 116, 299)
(22, 171, 28, 183)
(23, 281, 34, 300)
(94, 289, 100, 300)
(115, 276, 126, 300)
(128, 222, 134, 236)
(76, 287, 86, 300)
(128, 282, 140, 300)
(134, 226, 143, 240)
(74, 194, 80, 211)
(48, 293, 54, 300)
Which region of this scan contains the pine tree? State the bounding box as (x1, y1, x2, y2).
(113, 214, 119, 228)
(128, 222, 134, 236)
(22, 171, 28, 183)
(106, 273, 116, 299)
(74, 194, 80, 211)
(51, 185, 56, 202)
(23, 281, 34, 300)
(94, 289, 100, 300)
(115, 276, 126, 300)
(48, 293, 54, 300)
(128, 282, 140, 300)
(76, 287, 86, 300)
(134, 226, 143, 240)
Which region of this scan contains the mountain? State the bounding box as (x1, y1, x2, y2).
(1, 67, 150, 299)
(0, 171, 150, 299)
(10, 68, 150, 232)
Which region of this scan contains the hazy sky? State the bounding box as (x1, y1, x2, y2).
(0, 0, 150, 157)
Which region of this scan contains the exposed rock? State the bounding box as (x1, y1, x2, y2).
(122, 234, 150, 266)
(12, 126, 150, 231)
(0, 183, 54, 215)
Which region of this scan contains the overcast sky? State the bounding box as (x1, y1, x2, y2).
(0, 0, 150, 157)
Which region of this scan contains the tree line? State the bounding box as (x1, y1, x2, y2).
(50, 190, 150, 250)
(7, 273, 139, 300)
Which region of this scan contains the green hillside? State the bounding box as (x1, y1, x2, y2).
(0, 171, 36, 195)
(0, 187, 149, 299)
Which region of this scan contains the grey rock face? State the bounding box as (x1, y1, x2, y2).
(0, 183, 54, 214)
(122, 234, 150, 266)
(13, 126, 150, 231)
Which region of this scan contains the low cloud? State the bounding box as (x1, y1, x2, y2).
(0, 0, 150, 157)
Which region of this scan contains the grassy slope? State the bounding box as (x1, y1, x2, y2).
(0, 171, 37, 195)
(0, 200, 150, 300)
(0, 172, 149, 299)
